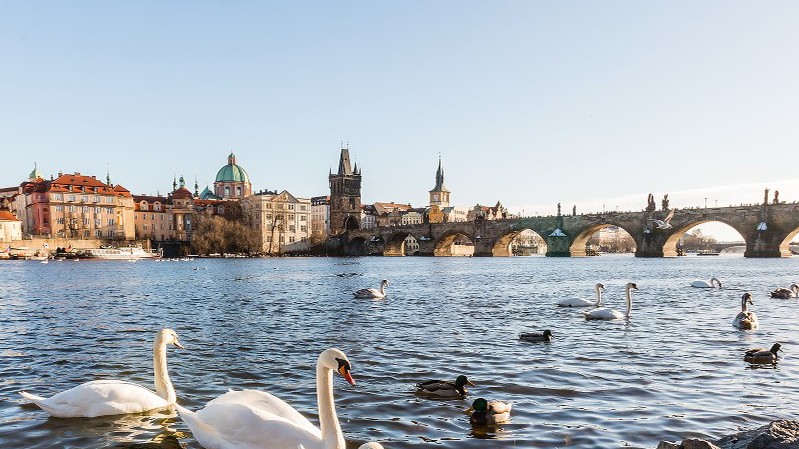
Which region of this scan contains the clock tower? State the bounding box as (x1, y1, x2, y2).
(429, 157, 450, 208)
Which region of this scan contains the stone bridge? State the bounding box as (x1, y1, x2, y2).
(340, 202, 799, 258)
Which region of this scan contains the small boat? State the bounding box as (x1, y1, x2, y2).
(697, 250, 720, 256)
(85, 245, 161, 260)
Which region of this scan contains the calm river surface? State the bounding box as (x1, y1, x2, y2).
(1, 255, 799, 449)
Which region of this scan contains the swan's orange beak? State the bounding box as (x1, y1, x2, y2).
(173, 341, 185, 349)
(339, 366, 355, 386)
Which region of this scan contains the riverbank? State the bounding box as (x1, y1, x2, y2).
(658, 420, 799, 449)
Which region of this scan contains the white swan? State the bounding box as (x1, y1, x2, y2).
(733, 293, 759, 330)
(557, 283, 604, 307)
(691, 277, 722, 288)
(176, 348, 383, 449)
(583, 282, 637, 320)
(19, 328, 183, 418)
(353, 279, 388, 299)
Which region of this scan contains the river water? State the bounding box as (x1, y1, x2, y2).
(1, 255, 798, 449)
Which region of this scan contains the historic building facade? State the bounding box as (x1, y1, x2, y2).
(329, 148, 362, 234)
(310, 195, 331, 242)
(14, 170, 135, 240)
(242, 189, 311, 255)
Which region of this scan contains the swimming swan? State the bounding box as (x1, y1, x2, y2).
(733, 293, 759, 330)
(176, 348, 382, 449)
(557, 283, 604, 307)
(691, 277, 722, 288)
(415, 375, 475, 397)
(583, 283, 638, 320)
(353, 280, 388, 299)
(770, 283, 799, 298)
(19, 328, 183, 418)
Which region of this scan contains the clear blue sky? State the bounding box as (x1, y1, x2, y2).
(2, 2, 798, 240)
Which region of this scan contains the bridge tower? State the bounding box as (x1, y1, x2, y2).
(429, 157, 450, 208)
(329, 147, 362, 235)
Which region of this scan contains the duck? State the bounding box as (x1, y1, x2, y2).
(468, 397, 512, 426)
(770, 283, 799, 298)
(732, 293, 759, 330)
(744, 343, 781, 364)
(519, 329, 553, 342)
(415, 375, 475, 397)
(691, 277, 722, 288)
(557, 283, 604, 307)
(583, 282, 637, 320)
(353, 279, 389, 299)
(19, 329, 183, 418)
(176, 348, 383, 449)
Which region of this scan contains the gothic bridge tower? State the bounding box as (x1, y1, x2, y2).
(329, 147, 362, 234)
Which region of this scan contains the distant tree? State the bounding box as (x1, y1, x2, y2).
(680, 228, 718, 250)
(191, 213, 259, 256)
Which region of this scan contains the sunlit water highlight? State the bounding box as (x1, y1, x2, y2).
(1, 255, 798, 448)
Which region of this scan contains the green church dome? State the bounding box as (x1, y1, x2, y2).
(215, 153, 250, 184)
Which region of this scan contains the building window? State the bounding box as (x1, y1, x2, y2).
(55, 206, 63, 212)
(95, 219, 101, 227)
(289, 236, 295, 243)
(107, 230, 114, 237)
(225, 186, 230, 196)
(289, 225, 296, 232)
(107, 219, 114, 226)
(83, 206, 89, 213)
(53, 193, 63, 201)
(68, 195, 76, 202)
(288, 204, 295, 210)
(94, 195, 100, 203)
(300, 225, 307, 232)
(106, 207, 113, 214)
(300, 215, 307, 221)
(57, 218, 64, 225)
(141, 203, 149, 211)
(300, 205, 307, 211)
(81, 196, 88, 203)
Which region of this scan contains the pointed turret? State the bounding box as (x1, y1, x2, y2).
(429, 157, 451, 207)
(172, 175, 177, 191)
(194, 177, 199, 197)
(337, 148, 353, 175)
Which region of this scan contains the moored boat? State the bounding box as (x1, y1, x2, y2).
(85, 245, 161, 260)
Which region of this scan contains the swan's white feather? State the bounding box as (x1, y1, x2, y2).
(353, 288, 382, 298)
(557, 297, 594, 307)
(179, 402, 323, 449)
(583, 308, 625, 320)
(20, 380, 169, 418)
(205, 390, 319, 436)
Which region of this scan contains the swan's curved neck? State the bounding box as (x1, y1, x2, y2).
(741, 297, 748, 312)
(379, 282, 387, 295)
(153, 338, 175, 403)
(594, 286, 602, 306)
(625, 288, 633, 318)
(316, 361, 345, 449)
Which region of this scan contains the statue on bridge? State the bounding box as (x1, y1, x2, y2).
(572, 205, 576, 216)
(557, 203, 561, 216)
(646, 193, 656, 212)
(661, 194, 669, 211)
(774, 190, 780, 204)
(764, 188, 770, 205)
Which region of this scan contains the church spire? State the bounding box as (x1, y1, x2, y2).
(430, 156, 448, 193)
(173, 174, 177, 191)
(194, 177, 199, 197)
(337, 147, 353, 175)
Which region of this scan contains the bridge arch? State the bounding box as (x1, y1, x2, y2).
(570, 223, 637, 257)
(492, 229, 547, 256)
(777, 227, 799, 257)
(663, 218, 746, 257)
(384, 231, 417, 256)
(345, 237, 366, 256)
(434, 230, 475, 256)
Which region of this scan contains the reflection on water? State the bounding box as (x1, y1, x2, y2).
(1, 255, 799, 448)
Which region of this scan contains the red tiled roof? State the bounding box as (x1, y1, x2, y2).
(171, 187, 193, 199)
(0, 210, 20, 221)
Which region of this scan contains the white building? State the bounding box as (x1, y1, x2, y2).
(361, 205, 377, 229)
(0, 209, 22, 242)
(401, 210, 424, 226)
(311, 195, 331, 240)
(242, 189, 311, 255)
